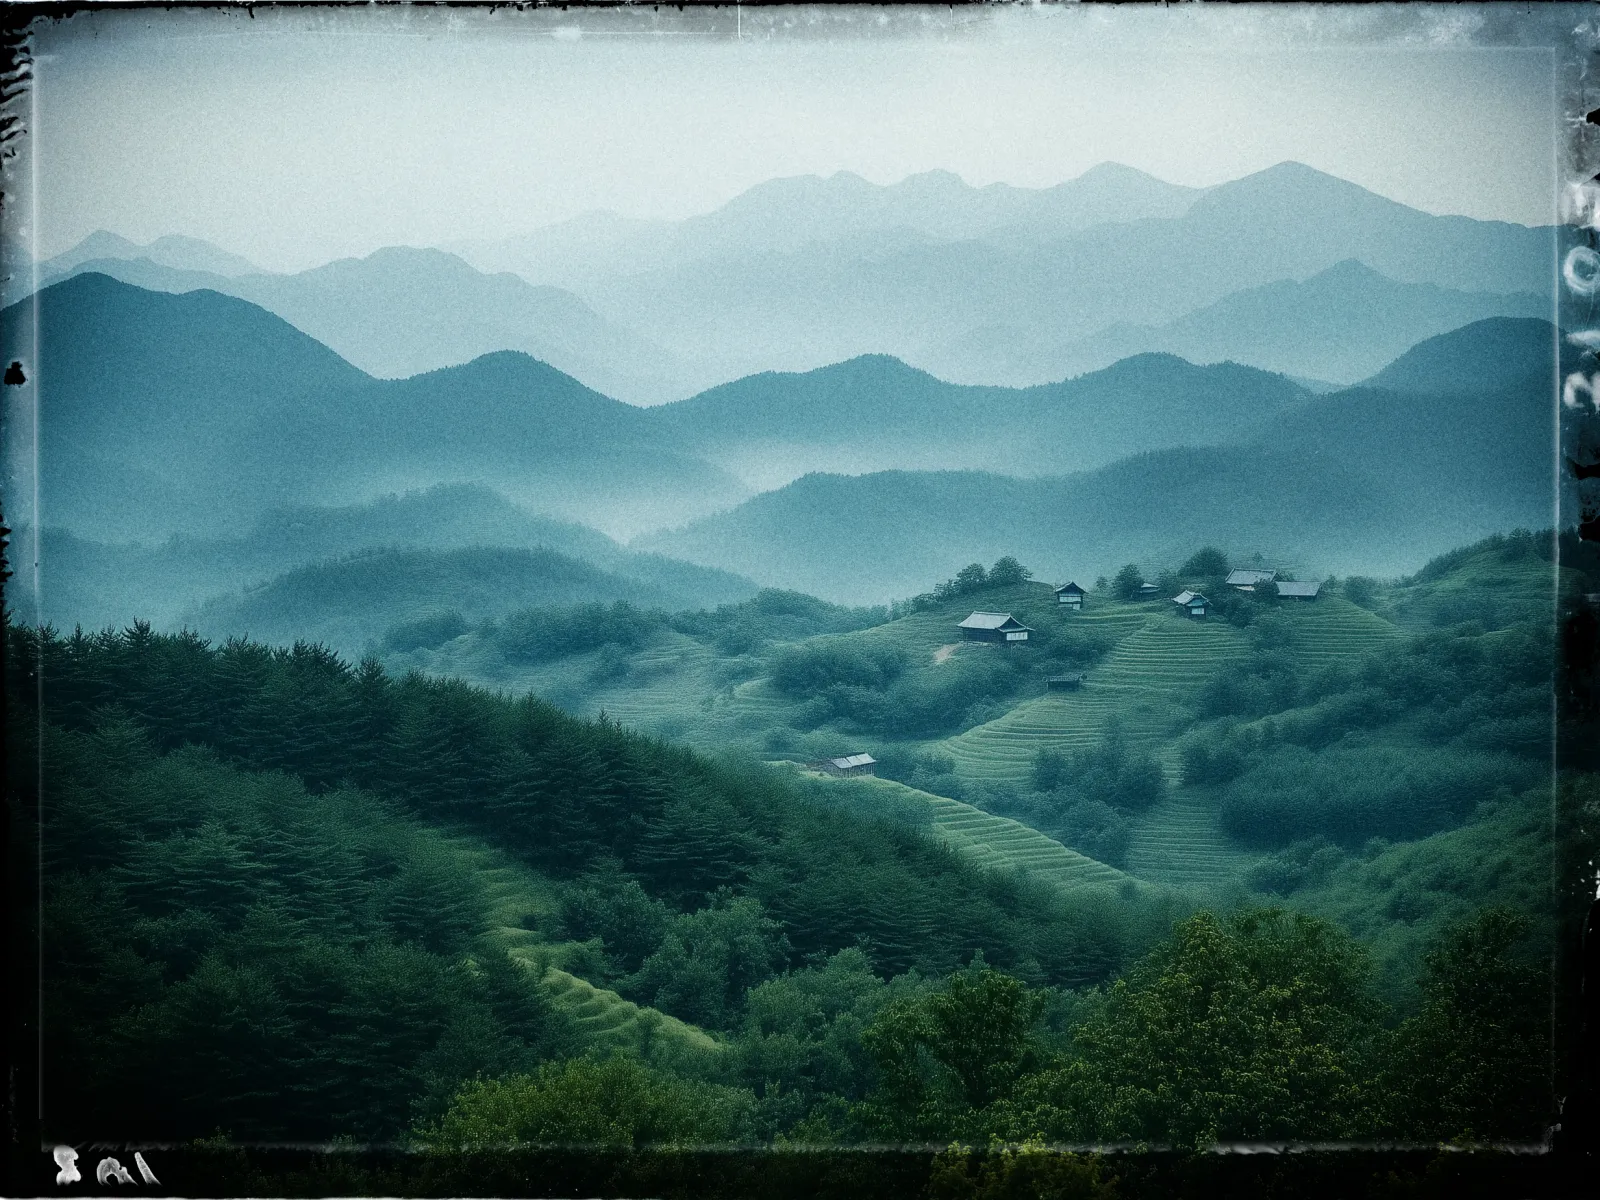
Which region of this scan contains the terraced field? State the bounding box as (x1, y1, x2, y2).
(440, 834, 722, 1056)
(573, 633, 729, 741)
(1274, 597, 1402, 667)
(824, 774, 1139, 894)
(536, 966, 720, 1053)
(1124, 791, 1258, 890)
(939, 611, 1252, 786)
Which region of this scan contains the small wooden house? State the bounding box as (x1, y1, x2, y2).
(812, 753, 877, 777)
(959, 611, 1035, 643)
(1136, 582, 1160, 600)
(1173, 590, 1210, 618)
(1226, 568, 1277, 591)
(1276, 580, 1322, 601)
(1047, 674, 1084, 691)
(1054, 582, 1086, 610)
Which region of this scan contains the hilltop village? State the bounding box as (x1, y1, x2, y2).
(808, 551, 1332, 776)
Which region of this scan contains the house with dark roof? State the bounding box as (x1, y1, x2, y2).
(1275, 580, 1322, 600)
(959, 611, 1034, 643)
(1173, 590, 1210, 618)
(1226, 568, 1278, 591)
(1054, 581, 1086, 609)
(811, 753, 877, 777)
(1136, 582, 1160, 600)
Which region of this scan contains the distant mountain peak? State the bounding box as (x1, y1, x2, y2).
(1315, 257, 1386, 281)
(1070, 161, 1167, 184)
(1197, 160, 1396, 210)
(352, 244, 474, 271)
(1361, 316, 1562, 394)
(800, 352, 942, 385)
(894, 168, 971, 191)
(43, 229, 261, 278)
(53, 229, 141, 261)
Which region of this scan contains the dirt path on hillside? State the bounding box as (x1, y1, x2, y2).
(933, 643, 959, 664)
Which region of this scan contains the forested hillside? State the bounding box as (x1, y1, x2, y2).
(11, 484, 756, 638)
(7, 611, 1567, 1148)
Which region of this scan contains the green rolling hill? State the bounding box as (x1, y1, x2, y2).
(404, 575, 1419, 895)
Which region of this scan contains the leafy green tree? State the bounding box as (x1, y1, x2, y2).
(383, 610, 468, 653)
(1378, 908, 1549, 1141)
(628, 889, 789, 1028)
(1013, 909, 1382, 1148)
(733, 947, 897, 1138)
(934, 563, 992, 601)
(1343, 576, 1379, 608)
(771, 637, 907, 696)
(1180, 547, 1230, 580)
(988, 557, 1032, 587)
(1111, 565, 1145, 602)
(558, 859, 673, 974)
(859, 959, 1045, 1141)
(422, 1055, 755, 1147)
(1032, 748, 1067, 793)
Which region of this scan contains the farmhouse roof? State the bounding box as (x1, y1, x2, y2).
(1226, 568, 1278, 586)
(1054, 581, 1086, 595)
(959, 611, 1031, 631)
(1276, 580, 1322, 598)
(1173, 591, 1209, 606)
(828, 753, 877, 770)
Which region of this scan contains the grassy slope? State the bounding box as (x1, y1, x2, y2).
(938, 596, 1404, 889)
(806, 772, 1142, 894)
(1381, 541, 1562, 632)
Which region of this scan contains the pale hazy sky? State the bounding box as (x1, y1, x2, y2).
(17, 4, 1564, 272)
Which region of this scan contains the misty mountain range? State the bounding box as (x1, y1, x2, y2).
(0, 267, 1564, 614)
(24, 160, 1555, 401)
(638, 319, 1563, 601)
(930, 258, 1549, 388)
(0, 157, 1562, 626)
(28, 246, 700, 406)
(0, 273, 747, 543)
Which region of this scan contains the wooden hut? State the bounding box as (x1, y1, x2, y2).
(1054, 582, 1086, 610)
(1276, 580, 1322, 601)
(958, 612, 1035, 643)
(1173, 590, 1210, 618)
(1225, 568, 1277, 591)
(811, 753, 877, 777)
